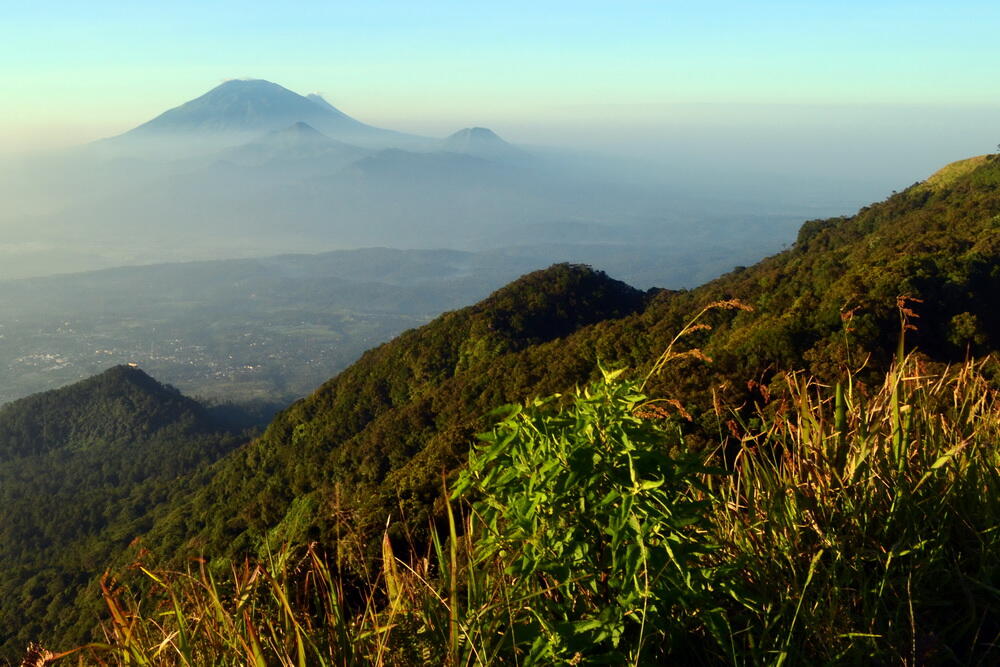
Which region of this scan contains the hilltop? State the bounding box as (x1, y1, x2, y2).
(441, 126, 529, 162)
(917, 154, 992, 193)
(140, 265, 652, 558)
(0, 365, 214, 460)
(0, 367, 244, 656)
(7, 154, 1000, 656)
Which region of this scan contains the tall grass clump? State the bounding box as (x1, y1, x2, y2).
(715, 355, 1000, 664)
(95, 544, 366, 666)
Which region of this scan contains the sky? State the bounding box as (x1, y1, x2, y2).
(2, 1, 999, 193)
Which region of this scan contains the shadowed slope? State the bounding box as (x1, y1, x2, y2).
(0, 366, 243, 657)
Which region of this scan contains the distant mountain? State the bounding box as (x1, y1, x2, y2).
(306, 92, 341, 113)
(441, 126, 529, 162)
(108, 79, 423, 151)
(220, 121, 370, 167)
(0, 366, 242, 657)
(17, 78, 802, 287)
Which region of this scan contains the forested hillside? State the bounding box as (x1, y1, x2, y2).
(135, 155, 1000, 575)
(138, 265, 653, 562)
(9, 155, 1000, 657)
(0, 367, 244, 656)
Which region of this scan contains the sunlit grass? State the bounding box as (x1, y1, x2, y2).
(713, 355, 1000, 663)
(48, 349, 999, 665)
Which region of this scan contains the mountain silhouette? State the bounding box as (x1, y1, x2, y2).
(111, 79, 421, 150)
(221, 121, 370, 167)
(441, 126, 528, 162)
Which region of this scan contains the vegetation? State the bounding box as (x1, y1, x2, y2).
(917, 155, 992, 193)
(132, 263, 651, 572)
(0, 367, 245, 657)
(78, 348, 1000, 664)
(452, 367, 723, 663)
(130, 154, 1000, 584)
(6, 154, 1000, 659)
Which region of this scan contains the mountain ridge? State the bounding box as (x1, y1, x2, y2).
(6, 153, 1000, 656)
(133, 153, 1000, 573)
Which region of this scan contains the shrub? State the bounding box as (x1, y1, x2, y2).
(454, 368, 727, 664)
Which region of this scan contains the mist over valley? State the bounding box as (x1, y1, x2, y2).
(2, 79, 837, 280)
(1, 79, 822, 405)
(4, 2, 1000, 660)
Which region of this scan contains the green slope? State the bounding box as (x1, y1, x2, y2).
(137, 156, 1000, 574)
(17, 154, 1000, 653)
(140, 264, 652, 562)
(918, 154, 992, 193)
(0, 366, 244, 658)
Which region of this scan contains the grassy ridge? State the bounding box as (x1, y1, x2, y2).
(10, 154, 1000, 656)
(919, 155, 992, 193)
(81, 346, 1000, 664)
(132, 147, 1000, 584)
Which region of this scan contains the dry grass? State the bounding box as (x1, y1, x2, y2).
(27, 352, 1000, 665)
(917, 155, 991, 193)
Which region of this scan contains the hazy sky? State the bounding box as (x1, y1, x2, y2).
(3, 1, 999, 146)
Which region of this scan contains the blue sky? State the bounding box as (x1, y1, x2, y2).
(3, 1, 999, 161)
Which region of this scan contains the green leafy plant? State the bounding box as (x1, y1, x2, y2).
(51, 354, 1000, 666)
(454, 368, 726, 664)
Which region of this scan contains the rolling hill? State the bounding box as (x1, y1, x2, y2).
(0, 366, 244, 656)
(7, 154, 1000, 657)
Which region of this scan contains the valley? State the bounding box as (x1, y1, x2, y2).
(1, 153, 998, 661)
(1, 79, 841, 283)
(2, 10, 999, 657)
